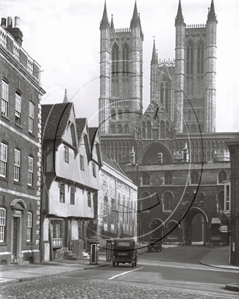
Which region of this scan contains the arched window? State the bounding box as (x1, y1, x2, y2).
(218, 170, 227, 184)
(217, 190, 224, 211)
(112, 44, 119, 96)
(124, 124, 129, 134)
(198, 192, 205, 202)
(118, 124, 122, 134)
(0, 208, 6, 242)
(165, 171, 172, 184)
(122, 44, 129, 77)
(111, 109, 116, 120)
(186, 42, 194, 75)
(160, 82, 164, 104)
(197, 42, 204, 75)
(191, 171, 199, 184)
(165, 82, 169, 113)
(0, 142, 8, 178)
(142, 172, 150, 185)
(147, 121, 151, 139)
(183, 192, 190, 203)
(160, 121, 165, 139)
(27, 212, 32, 242)
(142, 122, 145, 138)
(163, 191, 174, 212)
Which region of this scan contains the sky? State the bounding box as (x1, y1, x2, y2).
(2, 0, 239, 132)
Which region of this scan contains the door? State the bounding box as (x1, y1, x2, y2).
(13, 217, 19, 259)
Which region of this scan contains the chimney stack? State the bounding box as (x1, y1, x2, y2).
(1, 18, 6, 29)
(5, 16, 23, 46)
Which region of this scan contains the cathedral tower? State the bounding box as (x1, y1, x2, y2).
(99, 1, 144, 136)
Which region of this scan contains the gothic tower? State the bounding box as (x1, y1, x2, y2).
(99, 1, 144, 136)
(174, 0, 185, 133)
(182, 0, 217, 133)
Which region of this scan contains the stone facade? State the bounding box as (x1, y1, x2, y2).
(0, 16, 45, 264)
(90, 155, 137, 248)
(228, 137, 239, 266)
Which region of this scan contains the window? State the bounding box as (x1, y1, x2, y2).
(64, 145, 69, 163)
(218, 170, 227, 184)
(165, 171, 172, 184)
(158, 152, 163, 164)
(51, 220, 63, 247)
(88, 191, 91, 207)
(142, 172, 150, 185)
(118, 124, 122, 134)
(26, 212, 32, 242)
(14, 149, 20, 181)
(70, 186, 75, 205)
(0, 142, 7, 177)
(197, 42, 204, 75)
(186, 43, 194, 75)
(217, 190, 224, 211)
(92, 162, 96, 177)
(15, 92, 21, 125)
(80, 155, 84, 171)
(0, 208, 6, 242)
(28, 102, 34, 133)
(1, 80, 8, 117)
(111, 44, 119, 97)
(225, 185, 230, 211)
(59, 183, 65, 203)
(163, 192, 174, 212)
(124, 124, 129, 134)
(111, 109, 116, 120)
(28, 156, 33, 186)
(191, 171, 199, 184)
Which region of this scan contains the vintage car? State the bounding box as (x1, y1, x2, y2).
(147, 238, 162, 252)
(112, 238, 138, 267)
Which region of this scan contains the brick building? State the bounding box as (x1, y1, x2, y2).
(0, 16, 45, 264)
(87, 154, 137, 248)
(228, 136, 239, 266)
(98, 1, 238, 245)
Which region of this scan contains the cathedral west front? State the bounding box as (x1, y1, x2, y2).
(99, 0, 237, 246)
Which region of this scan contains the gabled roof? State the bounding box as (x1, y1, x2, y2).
(42, 103, 73, 140)
(89, 127, 98, 147)
(103, 154, 127, 177)
(75, 118, 87, 142)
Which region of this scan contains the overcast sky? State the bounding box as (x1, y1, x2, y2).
(2, 0, 239, 132)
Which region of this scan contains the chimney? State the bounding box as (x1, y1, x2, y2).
(1, 18, 6, 29)
(6, 16, 23, 46)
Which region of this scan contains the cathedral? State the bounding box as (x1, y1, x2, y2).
(99, 0, 237, 245)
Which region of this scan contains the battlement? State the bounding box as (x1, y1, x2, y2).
(186, 24, 206, 29)
(158, 58, 175, 67)
(111, 28, 131, 33)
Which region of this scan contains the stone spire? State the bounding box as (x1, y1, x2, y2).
(175, 0, 184, 26)
(63, 89, 68, 103)
(100, 1, 109, 30)
(207, 0, 217, 23)
(110, 14, 114, 30)
(130, 1, 140, 28)
(151, 38, 157, 65)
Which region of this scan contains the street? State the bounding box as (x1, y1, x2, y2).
(1, 246, 239, 299)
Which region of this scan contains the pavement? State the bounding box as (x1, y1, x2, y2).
(0, 245, 239, 292)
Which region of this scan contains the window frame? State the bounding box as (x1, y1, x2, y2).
(80, 154, 84, 171)
(163, 191, 174, 212)
(28, 101, 34, 133)
(26, 212, 32, 242)
(15, 92, 22, 125)
(63, 145, 69, 163)
(14, 148, 21, 182)
(1, 80, 9, 117)
(0, 142, 8, 178)
(92, 162, 96, 178)
(59, 183, 65, 203)
(87, 191, 91, 207)
(0, 207, 6, 243)
(28, 155, 33, 186)
(70, 186, 75, 205)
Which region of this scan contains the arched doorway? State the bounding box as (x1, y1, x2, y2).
(149, 218, 164, 239)
(184, 208, 208, 246)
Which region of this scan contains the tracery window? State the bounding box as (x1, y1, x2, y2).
(186, 43, 194, 75)
(197, 42, 204, 75)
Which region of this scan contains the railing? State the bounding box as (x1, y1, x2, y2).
(0, 26, 41, 81)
